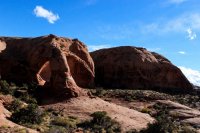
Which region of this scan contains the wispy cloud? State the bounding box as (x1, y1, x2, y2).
(178, 51, 186, 54)
(141, 13, 200, 36)
(186, 28, 197, 40)
(167, 0, 187, 4)
(88, 44, 111, 52)
(179, 66, 200, 86)
(34, 6, 59, 24)
(95, 13, 200, 40)
(147, 48, 161, 52)
(178, 51, 186, 55)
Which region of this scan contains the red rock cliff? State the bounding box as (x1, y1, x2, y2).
(0, 35, 94, 97)
(91, 46, 193, 92)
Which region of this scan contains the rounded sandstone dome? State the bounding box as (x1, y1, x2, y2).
(91, 46, 193, 92)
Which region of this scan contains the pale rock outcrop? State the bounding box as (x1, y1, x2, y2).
(157, 100, 200, 128)
(43, 96, 155, 132)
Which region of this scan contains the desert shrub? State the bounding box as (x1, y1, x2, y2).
(6, 98, 23, 112)
(94, 88, 107, 97)
(46, 126, 69, 133)
(51, 116, 78, 128)
(139, 103, 198, 133)
(10, 103, 45, 125)
(0, 80, 14, 95)
(79, 111, 121, 133)
(19, 92, 37, 104)
(181, 125, 198, 133)
(140, 116, 179, 133)
(0, 80, 39, 103)
(0, 126, 28, 133)
(141, 107, 151, 114)
(45, 116, 79, 133)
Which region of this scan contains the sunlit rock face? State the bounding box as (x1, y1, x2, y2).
(91, 46, 193, 92)
(0, 35, 95, 97)
(0, 40, 6, 53)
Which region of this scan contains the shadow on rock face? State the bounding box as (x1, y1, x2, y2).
(0, 35, 95, 99)
(91, 46, 193, 93)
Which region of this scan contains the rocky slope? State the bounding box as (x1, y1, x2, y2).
(157, 100, 200, 128)
(0, 35, 94, 98)
(91, 46, 193, 92)
(43, 96, 155, 132)
(0, 96, 37, 133)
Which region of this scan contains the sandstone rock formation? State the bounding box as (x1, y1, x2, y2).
(157, 100, 200, 129)
(43, 96, 155, 132)
(0, 35, 94, 97)
(91, 46, 193, 92)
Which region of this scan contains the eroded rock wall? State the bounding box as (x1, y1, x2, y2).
(0, 35, 94, 97)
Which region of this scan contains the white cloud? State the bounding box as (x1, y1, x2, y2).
(34, 6, 59, 24)
(168, 0, 187, 4)
(95, 13, 200, 40)
(88, 45, 111, 52)
(142, 13, 200, 34)
(179, 66, 200, 86)
(178, 51, 186, 54)
(141, 13, 200, 38)
(186, 28, 197, 40)
(147, 48, 161, 52)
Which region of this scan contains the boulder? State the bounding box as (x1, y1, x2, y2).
(0, 35, 94, 97)
(91, 46, 193, 92)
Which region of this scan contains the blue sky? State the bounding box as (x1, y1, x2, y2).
(0, 0, 200, 85)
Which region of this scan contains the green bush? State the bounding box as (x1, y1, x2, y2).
(6, 99, 23, 112)
(79, 111, 121, 133)
(51, 116, 77, 128)
(139, 103, 198, 133)
(0, 80, 14, 95)
(44, 116, 79, 133)
(140, 116, 179, 133)
(141, 107, 151, 114)
(94, 88, 106, 97)
(46, 126, 69, 133)
(10, 103, 44, 125)
(19, 93, 37, 104)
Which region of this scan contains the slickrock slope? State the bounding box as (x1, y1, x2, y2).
(0, 35, 94, 97)
(43, 96, 155, 132)
(91, 46, 193, 92)
(157, 100, 200, 129)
